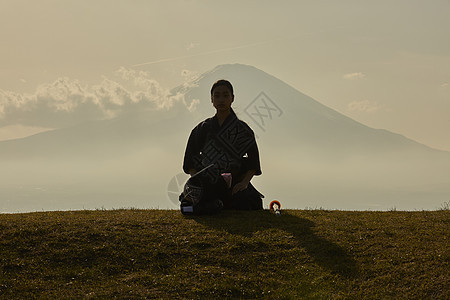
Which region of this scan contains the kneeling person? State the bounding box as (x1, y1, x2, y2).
(180, 80, 263, 215)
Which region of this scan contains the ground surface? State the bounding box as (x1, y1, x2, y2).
(0, 209, 448, 299)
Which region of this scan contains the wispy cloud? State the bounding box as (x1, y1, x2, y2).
(186, 42, 200, 51)
(180, 69, 199, 85)
(0, 68, 192, 128)
(132, 38, 283, 67)
(441, 82, 448, 88)
(347, 100, 388, 113)
(343, 72, 366, 80)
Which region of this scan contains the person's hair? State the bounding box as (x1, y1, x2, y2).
(210, 79, 234, 96)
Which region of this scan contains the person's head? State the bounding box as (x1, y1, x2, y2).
(211, 79, 234, 112)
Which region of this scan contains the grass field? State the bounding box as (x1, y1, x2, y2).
(0, 209, 448, 299)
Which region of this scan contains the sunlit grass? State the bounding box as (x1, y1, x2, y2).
(0, 209, 448, 298)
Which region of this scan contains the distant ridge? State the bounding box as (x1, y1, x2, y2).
(1, 63, 447, 158)
(176, 63, 447, 157)
(1, 64, 449, 212)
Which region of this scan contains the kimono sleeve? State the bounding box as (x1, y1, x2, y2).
(244, 138, 262, 176)
(182, 123, 203, 174)
(239, 123, 261, 176)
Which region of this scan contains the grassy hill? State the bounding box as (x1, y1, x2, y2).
(0, 209, 448, 299)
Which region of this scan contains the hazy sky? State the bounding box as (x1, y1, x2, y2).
(1, 0, 449, 150)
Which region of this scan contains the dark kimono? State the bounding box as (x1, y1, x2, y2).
(182, 109, 263, 210)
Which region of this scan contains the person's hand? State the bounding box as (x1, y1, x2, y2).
(232, 181, 248, 195)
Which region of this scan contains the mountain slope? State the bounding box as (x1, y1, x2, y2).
(1, 63, 447, 159)
(177, 64, 443, 157)
(0, 64, 449, 212)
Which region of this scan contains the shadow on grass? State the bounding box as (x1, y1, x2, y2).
(191, 210, 358, 278)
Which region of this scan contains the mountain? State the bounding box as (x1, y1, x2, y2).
(175, 64, 446, 157)
(1, 64, 449, 212)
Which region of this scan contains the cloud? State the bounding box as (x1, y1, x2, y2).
(181, 69, 194, 78)
(0, 68, 191, 128)
(347, 100, 388, 113)
(186, 42, 200, 51)
(441, 82, 448, 88)
(132, 38, 283, 67)
(180, 69, 199, 86)
(343, 72, 366, 80)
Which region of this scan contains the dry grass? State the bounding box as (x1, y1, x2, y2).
(0, 209, 448, 299)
